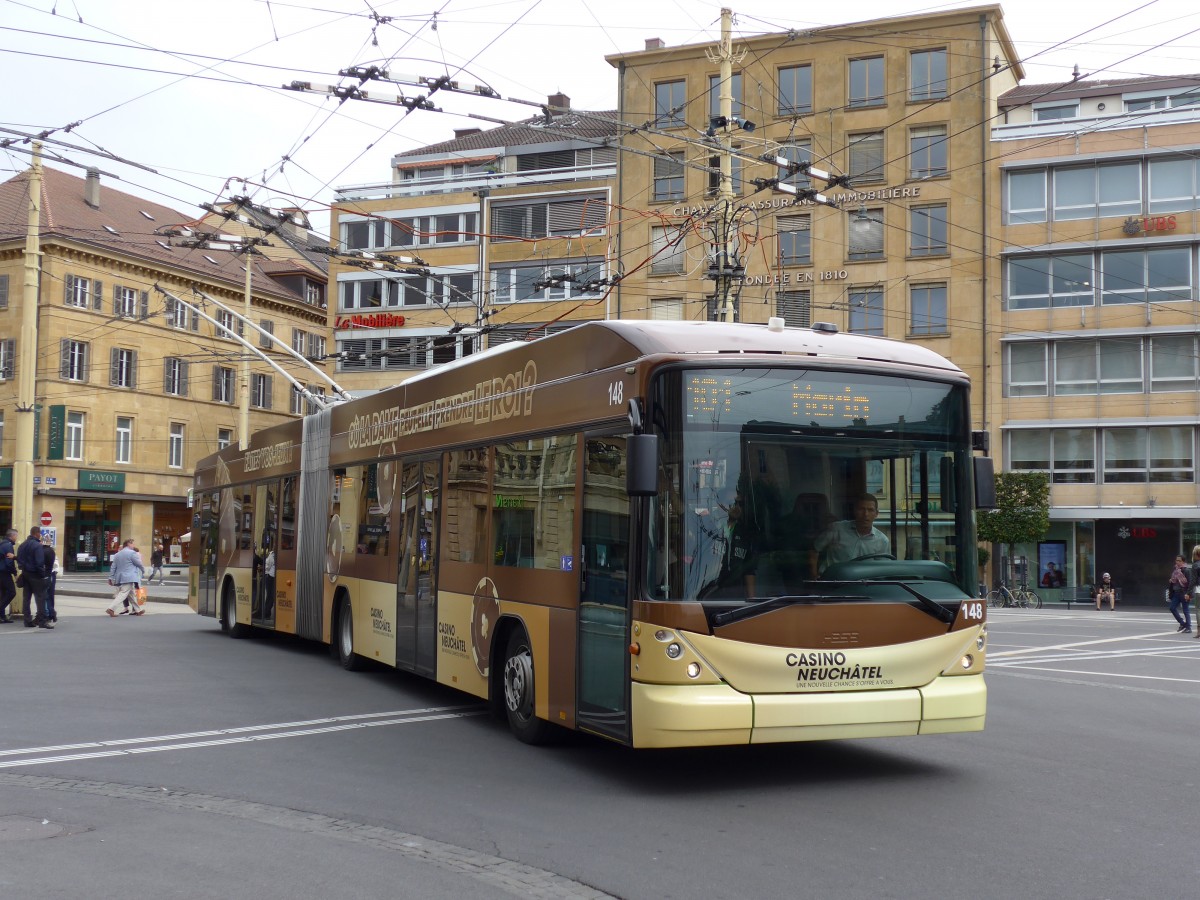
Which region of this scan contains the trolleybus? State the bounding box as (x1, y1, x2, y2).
(191, 320, 994, 747)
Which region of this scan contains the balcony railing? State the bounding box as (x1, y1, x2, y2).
(335, 162, 616, 202)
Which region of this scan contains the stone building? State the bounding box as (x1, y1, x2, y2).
(0, 166, 327, 570)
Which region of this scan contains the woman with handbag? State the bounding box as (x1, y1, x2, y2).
(1168, 555, 1191, 633)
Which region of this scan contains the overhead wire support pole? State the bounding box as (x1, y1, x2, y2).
(706, 7, 747, 323)
(13, 142, 43, 537)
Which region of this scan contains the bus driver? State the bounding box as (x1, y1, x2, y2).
(811, 493, 891, 575)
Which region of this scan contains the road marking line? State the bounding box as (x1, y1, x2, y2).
(0, 704, 481, 759)
(989, 632, 1179, 657)
(988, 664, 1200, 684)
(0, 709, 488, 769)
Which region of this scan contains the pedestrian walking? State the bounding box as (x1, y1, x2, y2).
(106, 538, 145, 618)
(148, 541, 165, 585)
(42, 542, 59, 625)
(1168, 554, 1191, 633)
(16, 526, 52, 629)
(0, 528, 18, 623)
(1186, 545, 1200, 640)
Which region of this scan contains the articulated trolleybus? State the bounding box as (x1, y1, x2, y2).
(191, 320, 995, 748)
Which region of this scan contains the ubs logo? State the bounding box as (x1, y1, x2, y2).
(1117, 526, 1157, 539)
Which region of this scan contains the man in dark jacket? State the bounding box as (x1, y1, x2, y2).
(0, 528, 17, 623)
(16, 526, 52, 629)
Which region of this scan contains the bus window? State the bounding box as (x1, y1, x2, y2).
(279, 476, 297, 552)
(444, 447, 490, 564)
(493, 434, 577, 570)
(357, 462, 392, 556)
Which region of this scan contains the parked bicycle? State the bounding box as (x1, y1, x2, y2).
(986, 584, 1043, 609)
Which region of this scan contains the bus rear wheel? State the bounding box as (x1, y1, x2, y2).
(336, 596, 362, 671)
(502, 629, 553, 745)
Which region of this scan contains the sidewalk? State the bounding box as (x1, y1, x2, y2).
(53, 571, 190, 606)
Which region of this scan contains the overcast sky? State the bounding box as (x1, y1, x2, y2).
(2, 0, 1198, 236)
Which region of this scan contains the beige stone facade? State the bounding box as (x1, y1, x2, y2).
(0, 167, 327, 570)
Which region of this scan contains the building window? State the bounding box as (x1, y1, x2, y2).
(909, 204, 948, 256)
(163, 358, 189, 396)
(778, 142, 812, 190)
(492, 262, 604, 303)
(291, 385, 306, 416)
(291, 328, 306, 355)
(848, 56, 885, 108)
(64, 274, 101, 310)
(1007, 254, 1094, 310)
(848, 131, 885, 183)
(708, 72, 742, 119)
(212, 366, 235, 403)
(848, 207, 884, 260)
(910, 283, 947, 334)
(217, 429, 233, 450)
(655, 80, 686, 127)
(707, 150, 742, 196)
(848, 287, 884, 335)
(251, 373, 273, 409)
(910, 49, 948, 101)
(60, 339, 89, 382)
(1007, 169, 1047, 224)
(909, 125, 948, 178)
(306, 386, 326, 415)
(1006, 343, 1049, 397)
(337, 332, 479, 372)
(1101, 247, 1191, 305)
(306, 282, 323, 306)
(1148, 157, 1197, 213)
(777, 64, 812, 115)
(109, 347, 137, 389)
(650, 297, 685, 320)
(339, 278, 391, 310)
(653, 151, 686, 202)
(1054, 339, 1143, 395)
(429, 272, 476, 306)
(1054, 163, 1140, 220)
(165, 295, 197, 331)
(113, 285, 145, 318)
(1010, 430, 1097, 484)
(777, 214, 811, 265)
(216, 309, 236, 339)
(259, 319, 274, 348)
(0, 338, 13, 380)
(308, 335, 326, 360)
(1151, 334, 1198, 391)
(650, 225, 687, 275)
(1034, 102, 1078, 121)
(65, 411, 84, 461)
(115, 416, 132, 465)
(342, 219, 388, 251)
(1104, 426, 1193, 483)
(168, 423, 184, 469)
(776, 290, 811, 327)
(389, 212, 479, 248)
(490, 195, 606, 241)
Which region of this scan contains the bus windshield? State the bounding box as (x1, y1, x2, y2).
(647, 367, 977, 605)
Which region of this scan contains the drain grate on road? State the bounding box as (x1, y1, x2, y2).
(0, 814, 86, 842)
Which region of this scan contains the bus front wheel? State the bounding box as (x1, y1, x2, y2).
(502, 629, 553, 745)
(336, 596, 362, 671)
(221, 583, 246, 638)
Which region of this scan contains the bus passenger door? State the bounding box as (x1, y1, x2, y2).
(198, 490, 218, 617)
(251, 481, 279, 628)
(577, 436, 631, 741)
(396, 459, 440, 677)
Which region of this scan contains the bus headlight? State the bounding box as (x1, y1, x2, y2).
(686, 662, 701, 679)
(666, 642, 682, 659)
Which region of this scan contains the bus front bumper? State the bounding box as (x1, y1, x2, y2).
(630, 674, 986, 749)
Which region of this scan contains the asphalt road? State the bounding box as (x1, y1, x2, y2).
(2, 597, 1197, 899)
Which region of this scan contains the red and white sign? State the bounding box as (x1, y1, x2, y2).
(335, 313, 406, 330)
(39, 511, 52, 526)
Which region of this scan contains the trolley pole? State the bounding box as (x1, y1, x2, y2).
(13, 143, 43, 536)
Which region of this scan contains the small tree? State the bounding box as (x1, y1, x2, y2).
(976, 471, 1050, 586)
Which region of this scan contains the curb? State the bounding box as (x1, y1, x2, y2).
(54, 589, 190, 605)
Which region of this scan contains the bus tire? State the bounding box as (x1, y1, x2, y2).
(335, 595, 362, 671)
(502, 629, 554, 745)
(221, 582, 246, 639)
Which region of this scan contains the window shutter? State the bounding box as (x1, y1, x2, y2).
(548, 200, 585, 234)
(491, 206, 526, 239)
(260, 320, 273, 349)
(92, 280, 103, 311)
(140, 291, 150, 319)
(179, 361, 189, 397)
(61, 339, 71, 378)
(264, 375, 273, 410)
(81, 343, 90, 382)
(0, 274, 9, 310)
(164, 294, 175, 323)
(163, 359, 172, 393)
(212, 366, 221, 401)
(129, 350, 137, 389)
(63, 274, 73, 306)
(113, 284, 121, 316)
(110, 347, 120, 386)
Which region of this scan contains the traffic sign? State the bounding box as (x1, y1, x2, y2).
(39, 511, 52, 527)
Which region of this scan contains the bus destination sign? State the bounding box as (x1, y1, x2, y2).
(686, 374, 870, 424)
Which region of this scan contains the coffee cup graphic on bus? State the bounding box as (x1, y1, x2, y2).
(471, 577, 500, 677)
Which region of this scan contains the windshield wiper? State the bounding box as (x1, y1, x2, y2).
(711, 593, 871, 627)
(810, 579, 955, 624)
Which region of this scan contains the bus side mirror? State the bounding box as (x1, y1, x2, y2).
(626, 434, 659, 497)
(974, 457, 996, 509)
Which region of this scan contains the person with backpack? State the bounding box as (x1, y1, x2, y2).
(1168, 554, 1191, 633)
(1186, 545, 1200, 639)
